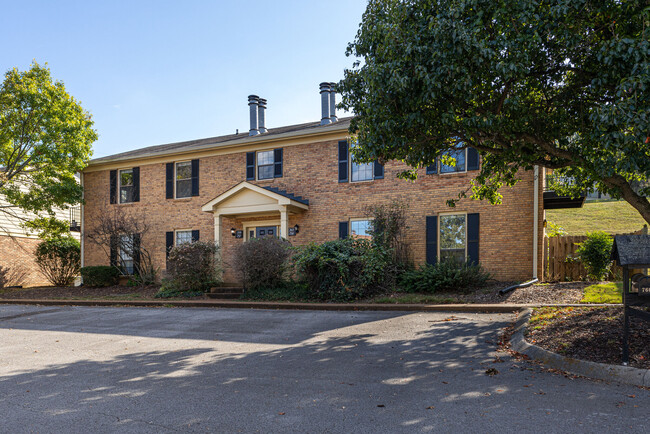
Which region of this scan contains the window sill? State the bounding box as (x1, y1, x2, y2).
(173, 197, 193, 201)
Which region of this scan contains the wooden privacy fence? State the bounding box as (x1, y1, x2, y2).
(544, 226, 648, 281)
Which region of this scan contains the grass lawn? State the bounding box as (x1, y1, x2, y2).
(545, 200, 647, 235)
(580, 282, 622, 304)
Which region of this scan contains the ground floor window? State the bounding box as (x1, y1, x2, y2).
(350, 219, 372, 240)
(119, 234, 134, 274)
(175, 230, 193, 246)
(439, 214, 466, 263)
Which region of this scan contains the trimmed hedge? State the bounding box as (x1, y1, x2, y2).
(81, 266, 120, 287)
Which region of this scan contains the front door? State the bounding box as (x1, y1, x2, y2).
(253, 226, 277, 239)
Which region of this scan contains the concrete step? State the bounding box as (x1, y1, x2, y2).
(205, 292, 243, 300)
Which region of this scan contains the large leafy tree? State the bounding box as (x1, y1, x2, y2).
(339, 0, 650, 224)
(0, 62, 96, 236)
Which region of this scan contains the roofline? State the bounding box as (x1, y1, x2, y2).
(86, 119, 351, 170)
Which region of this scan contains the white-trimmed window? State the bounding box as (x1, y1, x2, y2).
(350, 144, 374, 182)
(175, 230, 193, 246)
(119, 169, 134, 203)
(257, 150, 274, 180)
(119, 234, 134, 274)
(175, 161, 192, 198)
(439, 214, 466, 263)
(440, 145, 467, 174)
(350, 219, 373, 240)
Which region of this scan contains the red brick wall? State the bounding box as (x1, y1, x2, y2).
(83, 138, 543, 283)
(0, 235, 49, 287)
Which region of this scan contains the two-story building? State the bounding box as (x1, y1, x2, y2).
(81, 83, 546, 284)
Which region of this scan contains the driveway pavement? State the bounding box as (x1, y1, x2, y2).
(0, 305, 648, 433)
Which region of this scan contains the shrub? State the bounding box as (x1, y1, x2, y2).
(155, 279, 203, 298)
(165, 241, 221, 294)
(293, 238, 390, 301)
(576, 231, 614, 281)
(232, 237, 292, 290)
(34, 236, 81, 286)
(81, 266, 120, 287)
(365, 200, 412, 275)
(240, 280, 312, 301)
(399, 260, 491, 294)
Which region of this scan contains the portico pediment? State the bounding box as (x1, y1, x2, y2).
(201, 181, 309, 216)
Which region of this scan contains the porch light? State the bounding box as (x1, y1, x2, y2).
(293, 224, 299, 234)
(230, 228, 236, 236)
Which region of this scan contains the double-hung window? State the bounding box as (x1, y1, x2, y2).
(257, 150, 275, 180)
(350, 219, 373, 239)
(119, 169, 134, 203)
(440, 145, 467, 174)
(350, 144, 374, 182)
(439, 214, 467, 264)
(175, 161, 192, 198)
(175, 230, 193, 246)
(119, 234, 135, 274)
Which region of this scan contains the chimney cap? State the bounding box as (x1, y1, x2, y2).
(319, 82, 330, 92)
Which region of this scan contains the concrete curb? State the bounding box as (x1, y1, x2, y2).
(511, 308, 650, 387)
(0, 298, 621, 313)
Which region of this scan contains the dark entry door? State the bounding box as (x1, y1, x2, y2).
(255, 226, 277, 238)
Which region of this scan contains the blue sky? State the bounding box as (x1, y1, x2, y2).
(0, 0, 367, 158)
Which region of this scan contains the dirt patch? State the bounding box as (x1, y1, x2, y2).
(527, 307, 650, 370)
(0, 285, 163, 300)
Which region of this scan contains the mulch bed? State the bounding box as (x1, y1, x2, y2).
(464, 281, 590, 304)
(527, 307, 650, 370)
(0, 285, 161, 300)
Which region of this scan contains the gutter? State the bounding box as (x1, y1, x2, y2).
(80, 171, 85, 275)
(533, 165, 539, 279)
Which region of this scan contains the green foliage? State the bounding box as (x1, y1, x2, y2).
(232, 237, 292, 291)
(34, 236, 80, 286)
(165, 241, 221, 294)
(546, 221, 567, 237)
(581, 282, 623, 304)
(0, 62, 97, 236)
(293, 238, 391, 301)
(399, 260, 491, 294)
(576, 231, 614, 281)
(239, 281, 312, 302)
(155, 280, 203, 299)
(339, 0, 650, 223)
(81, 265, 120, 287)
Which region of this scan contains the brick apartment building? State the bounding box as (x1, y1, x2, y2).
(81, 84, 548, 283)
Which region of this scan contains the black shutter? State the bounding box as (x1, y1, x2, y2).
(338, 140, 348, 183)
(246, 152, 255, 180)
(191, 230, 200, 242)
(191, 159, 199, 196)
(467, 213, 480, 265)
(274, 148, 283, 178)
(109, 234, 118, 266)
(339, 221, 349, 239)
(426, 158, 438, 174)
(426, 216, 438, 265)
(374, 161, 384, 179)
(132, 233, 141, 274)
(166, 163, 174, 199)
(132, 167, 140, 202)
(166, 231, 174, 258)
(109, 170, 117, 204)
(467, 147, 479, 171)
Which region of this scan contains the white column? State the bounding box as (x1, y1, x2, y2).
(214, 213, 222, 246)
(280, 206, 289, 239)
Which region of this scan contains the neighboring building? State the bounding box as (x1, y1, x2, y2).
(0, 196, 80, 287)
(82, 83, 550, 283)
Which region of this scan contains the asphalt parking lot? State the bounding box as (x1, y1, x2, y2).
(1, 305, 648, 433)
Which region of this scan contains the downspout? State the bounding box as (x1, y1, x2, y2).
(533, 165, 539, 279)
(80, 171, 85, 283)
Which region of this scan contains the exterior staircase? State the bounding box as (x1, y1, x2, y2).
(206, 284, 244, 300)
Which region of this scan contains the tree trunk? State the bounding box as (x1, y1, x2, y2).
(604, 176, 650, 226)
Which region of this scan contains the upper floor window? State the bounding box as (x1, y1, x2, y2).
(246, 149, 283, 181)
(439, 214, 466, 264)
(119, 169, 134, 203)
(338, 140, 384, 183)
(257, 150, 275, 180)
(351, 144, 374, 182)
(440, 145, 467, 174)
(175, 161, 192, 198)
